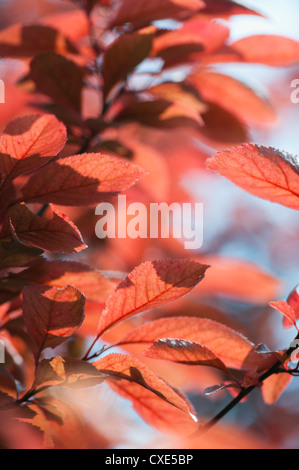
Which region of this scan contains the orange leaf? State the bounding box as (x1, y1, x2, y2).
(93, 353, 197, 434)
(269, 300, 297, 329)
(206, 144, 299, 210)
(41, 11, 89, 41)
(148, 82, 207, 114)
(144, 338, 233, 377)
(110, 0, 204, 28)
(262, 372, 292, 404)
(1, 204, 86, 253)
(119, 316, 278, 372)
(20, 260, 117, 303)
(22, 285, 85, 362)
(287, 284, 299, 318)
(97, 259, 209, 337)
(197, 256, 280, 304)
(197, 0, 263, 19)
(34, 357, 106, 389)
(21, 152, 146, 206)
(0, 24, 77, 58)
(103, 27, 154, 100)
(231, 35, 299, 66)
(188, 72, 275, 124)
(0, 114, 66, 190)
(113, 96, 203, 128)
(30, 53, 84, 112)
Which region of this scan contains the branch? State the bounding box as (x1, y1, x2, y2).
(202, 332, 299, 432)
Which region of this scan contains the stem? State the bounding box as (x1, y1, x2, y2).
(202, 332, 299, 432)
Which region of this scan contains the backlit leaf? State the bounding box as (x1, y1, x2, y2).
(0, 24, 77, 57)
(22, 285, 85, 362)
(21, 152, 146, 206)
(206, 144, 299, 210)
(231, 35, 299, 66)
(94, 353, 197, 434)
(97, 259, 209, 337)
(0, 114, 66, 190)
(1, 204, 87, 253)
(30, 53, 84, 112)
(119, 316, 278, 372)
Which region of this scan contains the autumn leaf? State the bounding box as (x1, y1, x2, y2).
(0, 114, 66, 190)
(269, 300, 298, 329)
(21, 152, 146, 206)
(97, 259, 209, 337)
(287, 285, 299, 319)
(0, 241, 43, 269)
(103, 27, 154, 100)
(119, 316, 278, 372)
(1, 204, 87, 254)
(196, 256, 280, 304)
(41, 11, 89, 42)
(188, 72, 275, 124)
(148, 82, 207, 114)
(206, 144, 299, 210)
(22, 285, 85, 362)
(0, 24, 77, 57)
(231, 35, 299, 66)
(30, 53, 84, 112)
(151, 27, 204, 65)
(197, 0, 263, 19)
(93, 353, 197, 434)
(34, 357, 107, 389)
(110, 0, 204, 29)
(144, 338, 234, 378)
(19, 260, 117, 303)
(113, 96, 203, 128)
(262, 372, 292, 404)
(200, 103, 248, 144)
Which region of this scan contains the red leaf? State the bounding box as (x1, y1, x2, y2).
(19, 259, 117, 303)
(269, 300, 297, 329)
(103, 27, 154, 100)
(148, 82, 207, 114)
(0, 24, 77, 58)
(144, 338, 232, 377)
(41, 11, 89, 41)
(110, 0, 204, 28)
(21, 152, 146, 206)
(0, 114, 66, 190)
(1, 204, 86, 254)
(197, 0, 263, 19)
(22, 285, 85, 362)
(200, 103, 248, 144)
(287, 285, 299, 318)
(34, 357, 107, 389)
(93, 353, 197, 434)
(262, 372, 292, 404)
(196, 256, 280, 304)
(113, 96, 203, 128)
(151, 20, 229, 67)
(188, 72, 275, 124)
(231, 35, 299, 66)
(30, 53, 84, 112)
(97, 259, 209, 337)
(206, 144, 299, 210)
(119, 316, 278, 372)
